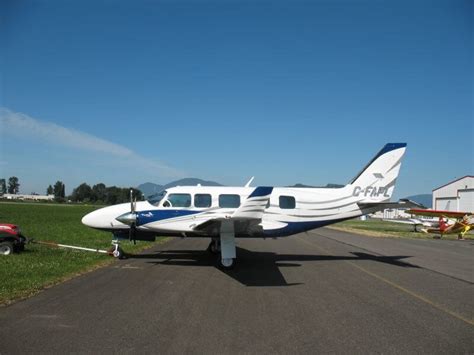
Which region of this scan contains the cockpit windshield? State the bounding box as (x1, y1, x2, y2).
(147, 190, 167, 206)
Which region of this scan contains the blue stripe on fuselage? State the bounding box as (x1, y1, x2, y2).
(137, 209, 201, 226)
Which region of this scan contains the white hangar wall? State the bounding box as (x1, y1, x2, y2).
(432, 176, 474, 212)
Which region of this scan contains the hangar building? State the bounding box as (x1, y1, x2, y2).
(432, 176, 474, 212)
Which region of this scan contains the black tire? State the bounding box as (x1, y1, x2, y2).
(207, 240, 220, 255)
(113, 247, 126, 259)
(218, 257, 235, 270)
(0, 241, 14, 255)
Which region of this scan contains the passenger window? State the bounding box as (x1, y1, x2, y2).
(219, 194, 240, 208)
(195, 194, 212, 208)
(166, 193, 191, 208)
(279, 195, 295, 209)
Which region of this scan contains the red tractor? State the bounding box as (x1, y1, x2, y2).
(0, 224, 28, 255)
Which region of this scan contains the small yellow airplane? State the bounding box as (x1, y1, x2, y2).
(406, 209, 473, 240)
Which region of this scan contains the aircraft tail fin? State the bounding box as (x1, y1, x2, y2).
(232, 186, 273, 220)
(349, 143, 407, 202)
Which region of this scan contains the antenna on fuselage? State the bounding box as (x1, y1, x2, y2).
(244, 176, 255, 187)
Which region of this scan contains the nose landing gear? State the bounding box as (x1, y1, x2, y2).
(110, 240, 126, 259)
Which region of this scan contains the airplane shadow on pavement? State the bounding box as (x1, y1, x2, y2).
(127, 247, 418, 287)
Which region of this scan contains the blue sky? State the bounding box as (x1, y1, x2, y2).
(1, 0, 472, 198)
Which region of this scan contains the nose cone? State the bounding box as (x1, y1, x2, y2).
(115, 212, 137, 226)
(82, 209, 109, 229)
(82, 203, 130, 229)
(82, 202, 151, 230)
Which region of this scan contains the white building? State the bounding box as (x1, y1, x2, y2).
(1, 194, 55, 201)
(432, 176, 474, 212)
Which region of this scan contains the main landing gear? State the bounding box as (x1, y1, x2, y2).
(207, 221, 237, 270)
(207, 238, 220, 254)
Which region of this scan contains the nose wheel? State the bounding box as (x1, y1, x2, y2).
(110, 240, 126, 259)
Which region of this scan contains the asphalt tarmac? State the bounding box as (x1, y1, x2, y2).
(1, 228, 473, 354)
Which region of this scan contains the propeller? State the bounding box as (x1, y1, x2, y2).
(129, 189, 137, 244)
(115, 189, 138, 244)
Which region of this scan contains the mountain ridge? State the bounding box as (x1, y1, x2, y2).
(138, 178, 222, 197)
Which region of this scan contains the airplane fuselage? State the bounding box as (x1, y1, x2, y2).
(82, 185, 391, 239)
(81, 143, 409, 267)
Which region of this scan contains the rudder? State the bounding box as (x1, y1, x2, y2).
(349, 143, 407, 202)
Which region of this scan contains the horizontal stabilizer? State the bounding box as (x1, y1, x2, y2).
(358, 199, 423, 211)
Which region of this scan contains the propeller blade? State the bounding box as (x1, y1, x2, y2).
(130, 189, 135, 213)
(129, 223, 137, 245)
(128, 189, 137, 244)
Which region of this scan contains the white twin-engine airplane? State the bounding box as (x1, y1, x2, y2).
(82, 143, 415, 269)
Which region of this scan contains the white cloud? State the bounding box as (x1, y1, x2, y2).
(0, 107, 184, 178)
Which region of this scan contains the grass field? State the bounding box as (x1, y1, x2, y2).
(0, 202, 156, 305)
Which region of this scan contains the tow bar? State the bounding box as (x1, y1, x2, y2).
(32, 240, 112, 256)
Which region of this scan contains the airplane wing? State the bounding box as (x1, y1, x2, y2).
(192, 186, 273, 233)
(383, 218, 420, 225)
(407, 209, 473, 219)
(382, 218, 434, 228)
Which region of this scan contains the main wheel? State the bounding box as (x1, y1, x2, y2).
(0, 242, 14, 255)
(218, 257, 235, 270)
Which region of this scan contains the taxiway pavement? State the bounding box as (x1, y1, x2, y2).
(1, 229, 473, 353)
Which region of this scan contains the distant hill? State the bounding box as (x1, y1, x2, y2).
(404, 194, 432, 208)
(137, 182, 164, 197)
(138, 178, 222, 198)
(161, 178, 222, 190)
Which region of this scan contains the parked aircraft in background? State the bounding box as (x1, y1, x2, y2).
(82, 143, 415, 269)
(382, 217, 438, 232)
(407, 209, 474, 239)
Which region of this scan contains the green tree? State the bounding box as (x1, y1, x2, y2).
(129, 188, 143, 202)
(53, 181, 65, 201)
(105, 186, 121, 205)
(0, 179, 6, 195)
(8, 176, 20, 194)
(116, 187, 143, 204)
(71, 183, 92, 202)
(47, 185, 54, 195)
(91, 183, 107, 203)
